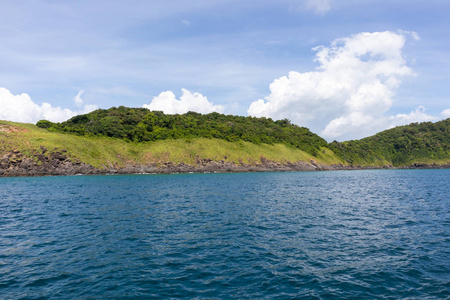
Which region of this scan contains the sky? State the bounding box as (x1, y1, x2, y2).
(0, 0, 449, 141)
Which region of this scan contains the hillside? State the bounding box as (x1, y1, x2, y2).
(1, 109, 449, 177)
(0, 119, 342, 177)
(37, 106, 328, 157)
(329, 118, 450, 166)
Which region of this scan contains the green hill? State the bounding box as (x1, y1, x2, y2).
(1, 116, 342, 176)
(1, 108, 449, 176)
(329, 118, 450, 166)
(37, 106, 328, 157)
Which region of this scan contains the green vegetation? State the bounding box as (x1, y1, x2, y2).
(1, 120, 339, 169)
(329, 118, 450, 166)
(3, 109, 449, 171)
(37, 106, 327, 156)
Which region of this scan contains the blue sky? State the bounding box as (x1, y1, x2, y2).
(0, 0, 449, 141)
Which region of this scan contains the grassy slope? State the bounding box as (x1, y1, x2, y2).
(0, 120, 343, 169)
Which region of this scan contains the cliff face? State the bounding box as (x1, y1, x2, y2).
(1, 148, 448, 177)
(0, 148, 97, 176)
(0, 148, 330, 177)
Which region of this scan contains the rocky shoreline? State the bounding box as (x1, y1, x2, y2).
(1, 149, 449, 177)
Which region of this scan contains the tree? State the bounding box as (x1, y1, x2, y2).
(36, 120, 55, 129)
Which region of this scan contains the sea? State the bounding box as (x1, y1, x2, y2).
(0, 169, 449, 299)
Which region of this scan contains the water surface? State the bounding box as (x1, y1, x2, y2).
(1, 170, 449, 299)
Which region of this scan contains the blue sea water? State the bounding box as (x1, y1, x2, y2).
(0, 169, 449, 299)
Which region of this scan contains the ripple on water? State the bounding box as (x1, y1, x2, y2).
(0, 170, 449, 299)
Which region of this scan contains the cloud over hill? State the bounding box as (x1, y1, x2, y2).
(248, 31, 448, 141)
(0, 88, 97, 123)
(143, 89, 224, 114)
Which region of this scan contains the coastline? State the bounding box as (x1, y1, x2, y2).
(1, 150, 448, 177)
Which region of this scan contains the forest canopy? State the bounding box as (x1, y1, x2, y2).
(329, 118, 450, 166)
(36, 107, 450, 165)
(37, 106, 328, 157)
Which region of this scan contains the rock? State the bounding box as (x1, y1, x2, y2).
(51, 152, 67, 161)
(0, 148, 448, 177)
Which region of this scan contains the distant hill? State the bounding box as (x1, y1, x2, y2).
(0, 109, 448, 177)
(1, 116, 341, 177)
(329, 118, 450, 166)
(34, 109, 450, 167)
(37, 106, 328, 157)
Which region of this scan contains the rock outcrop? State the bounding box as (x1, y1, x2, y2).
(0, 148, 98, 177)
(0, 150, 448, 177)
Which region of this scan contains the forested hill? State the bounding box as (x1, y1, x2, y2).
(37, 106, 328, 156)
(35, 107, 450, 167)
(329, 118, 450, 166)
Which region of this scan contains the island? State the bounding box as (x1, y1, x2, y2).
(1, 107, 449, 177)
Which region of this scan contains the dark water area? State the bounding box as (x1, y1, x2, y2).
(0, 170, 449, 299)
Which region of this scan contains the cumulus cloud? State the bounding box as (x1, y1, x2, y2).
(247, 31, 443, 141)
(441, 109, 450, 119)
(321, 106, 439, 140)
(388, 106, 438, 126)
(0, 87, 97, 123)
(143, 88, 224, 114)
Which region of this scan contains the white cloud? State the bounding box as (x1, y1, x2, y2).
(247, 31, 444, 141)
(0, 87, 97, 123)
(441, 109, 450, 119)
(74, 90, 84, 107)
(143, 88, 224, 114)
(388, 106, 438, 126)
(321, 106, 439, 140)
(411, 32, 420, 41)
(73, 89, 97, 113)
(304, 0, 331, 14)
